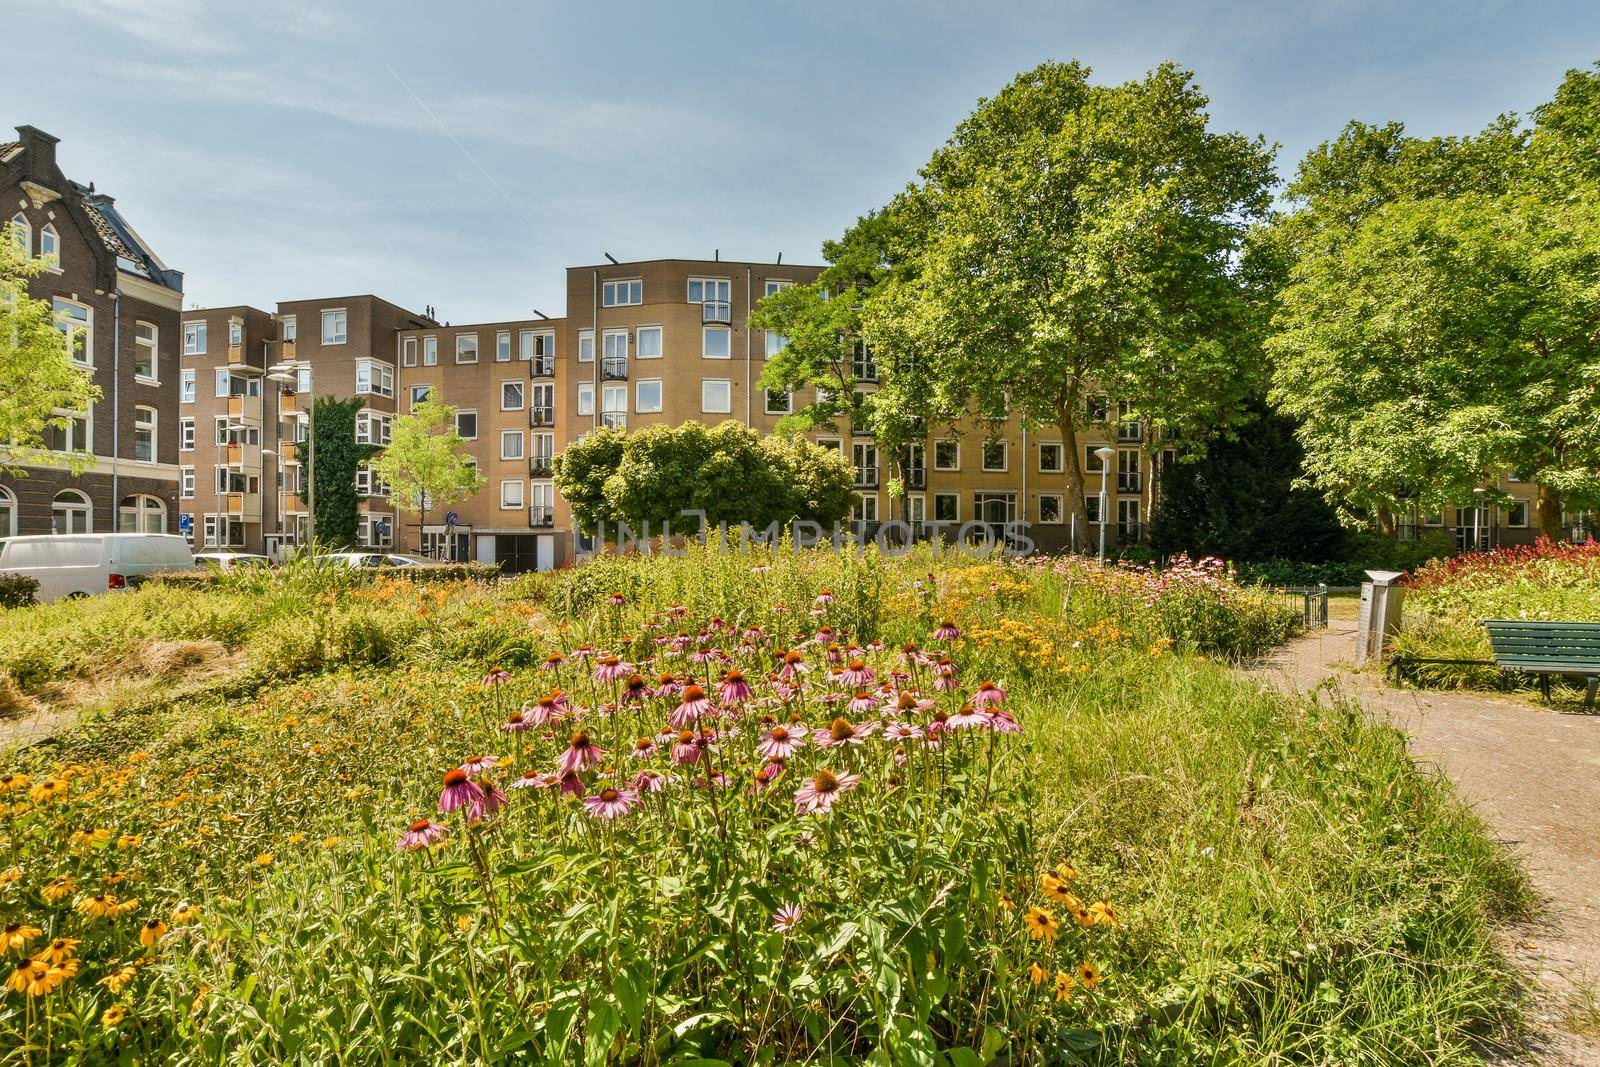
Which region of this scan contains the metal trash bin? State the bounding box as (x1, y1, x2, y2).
(1356, 570, 1406, 665)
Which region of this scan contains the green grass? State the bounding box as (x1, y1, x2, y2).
(0, 547, 1530, 1064)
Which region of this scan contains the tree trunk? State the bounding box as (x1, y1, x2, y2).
(1536, 482, 1563, 540)
(1375, 504, 1395, 538)
(1059, 412, 1090, 552)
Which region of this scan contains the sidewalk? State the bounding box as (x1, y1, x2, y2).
(1248, 622, 1600, 1066)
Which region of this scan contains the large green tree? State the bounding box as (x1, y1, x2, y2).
(1268, 64, 1600, 537)
(309, 397, 372, 549)
(368, 395, 485, 552)
(848, 61, 1277, 547)
(0, 231, 99, 475)
(554, 421, 855, 539)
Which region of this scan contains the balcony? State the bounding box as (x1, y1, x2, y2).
(281, 339, 297, 361)
(702, 300, 731, 324)
(1117, 474, 1142, 493)
(279, 390, 299, 416)
(222, 491, 263, 523)
(227, 393, 263, 423)
(529, 505, 555, 528)
(227, 343, 254, 369)
(224, 441, 263, 471)
(601, 356, 628, 381)
(1117, 421, 1143, 443)
(904, 466, 926, 490)
(529, 355, 555, 378)
(855, 468, 879, 489)
(599, 411, 627, 429)
(530, 406, 555, 428)
(529, 455, 554, 478)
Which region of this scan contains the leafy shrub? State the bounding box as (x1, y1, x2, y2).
(0, 572, 40, 608)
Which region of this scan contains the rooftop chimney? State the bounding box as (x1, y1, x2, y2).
(15, 126, 59, 184)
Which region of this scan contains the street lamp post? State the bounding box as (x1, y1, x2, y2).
(267, 361, 314, 554)
(1472, 487, 1487, 552)
(1095, 445, 1117, 562)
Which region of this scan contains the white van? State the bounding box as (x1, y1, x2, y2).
(0, 534, 197, 604)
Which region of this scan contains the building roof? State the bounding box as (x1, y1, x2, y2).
(0, 142, 20, 163)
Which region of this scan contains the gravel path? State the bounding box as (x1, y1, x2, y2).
(1248, 621, 1600, 1066)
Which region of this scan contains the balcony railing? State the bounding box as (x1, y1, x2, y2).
(1117, 421, 1143, 443)
(529, 456, 554, 478)
(1117, 474, 1142, 493)
(599, 411, 627, 429)
(601, 356, 628, 381)
(702, 300, 731, 324)
(904, 467, 926, 490)
(529, 505, 555, 528)
(529, 355, 555, 378)
(855, 468, 879, 489)
(530, 406, 555, 428)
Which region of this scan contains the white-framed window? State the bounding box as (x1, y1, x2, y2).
(853, 442, 878, 486)
(179, 417, 195, 451)
(401, 337, 418, 367)
(702, 326, 730, 359)
(815, 436, 844, 457)
(37, 223, 57, 266)
(213, 416, 231, 447)
(355, 463, 391, 499)
(1039, 442, 1063, 473)
(764, 279, 792, 297)
(54, 298, 91, 366)
(48, 409, 91, 454)
(180, 467, 196, 499)
(423, 336, 438, 366)
(1506, 502, 1529, 528)
(133, 406, 157, 463)
(1038, 493, 1064, 524)
(601, 382, 627, 420)
(355, 411, 393, 446)
(982, 440, 1007, 472)
(455, 410, 478, 439)
(281, 315, 297, 342)
(9, 213, 31, 258)
(934, 492, 959, 523)
(132, 321, 158, 381)
(180, 369, 196, 404)
(530, 480, 555, 522)
(184, 322, 206, 356)
(1117, 497, 1141, 533)
(602, 279, 642, 307)
(228, 319, 243, 346)
(355, 359, 394, 398)
(52, 489, 92, 535)
(636, 325, 662, 359)
(496, 331, 512, 362)
(501, 381, 525, 411)
(578, 329, 594, 363)
(294, 366, 311, 393)
(409, 384, 431, 408)
(765, 389, 792, 415)
(501, 429, 525, 461)
(455, 333, 478, 363)
(635, 378, 662, 413)
(687, 278, 731, 303)
(118, 495, 167, 534)
(215, 368, 231, 398)
(701, 378, 731, 414)
(1117, 449, 1141, 492)
(1420, 509, 1444, 527)
(321, 309, 347, 345)
(934, 440, 959, 471)
(201, 514, 218, 548)
(518, 330, 535, 360)
(500, 479, 525, 509)
(577, 382, 595, 416)
(765, 330, 789, 357)
(852, 493, 879, 523)
(603, 328, 628, 361)
(907, 493, 926, 528)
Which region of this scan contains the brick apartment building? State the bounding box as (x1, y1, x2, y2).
(1, 126, 184, 541)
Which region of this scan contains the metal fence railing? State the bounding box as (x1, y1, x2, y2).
(1255, 584, 1330, 629)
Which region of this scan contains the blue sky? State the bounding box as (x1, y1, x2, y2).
(9, 0, 1596, 322)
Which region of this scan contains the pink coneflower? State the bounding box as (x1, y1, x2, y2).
(772, 902, 803, 934)
(559, 772, 586, 797)
(752, 759, 786, 790)
(884, 721, 924, 742)
(718, 669, 753, 706)
(622, 674, 654, 703)
(592, 656, 634, 683)
(887, 691, 934, 716)
(824, 642, 844, 665)
(460, 754, 498, 776)
(666, 605, 688, 620)
(691, 645, 729, 667)
(583, 787, 640, 819)
(656, 673, 683, 699)
(933, 621, 961, 641)
(934, 659, 960, 692)
(815, 716, 874, 748)
(972, 681, 1007, 708)
(777, 650, 809, 682)
(812, 590, 834, 613)
(632, 769, 670, 793)
(757, 723, 808, 760)
(839, 659, 875, 688)
(672, 730, 707, 766)
(509, 771, 560, 790)
(848, 689, 877, 715)
(569, 645, 596, 661)
(500, 712, 531, 733)
(901, 642, 921, 662)
(793, 769, 861, 814)
(438, 768, 485, 815)
(542, 652, 566, 671)
(480, 782, 508, 819)
(558, 731, 605, 775)
(927, 709, 953, 736)
(695, 770, 732, 790)
(631, 737, 659, 760)
(946, 704, 991, 730)
(482, 666, 512, 687)
(605, 592, 627, 607)
(524, 695, 566, 728)
(670, 684, 713, 727)
(397, 818, 447, 851)
(988, 710, 1022, 735)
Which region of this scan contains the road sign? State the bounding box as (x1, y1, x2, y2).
(445, 511, 459, 528)
(178, 513, 192, 533)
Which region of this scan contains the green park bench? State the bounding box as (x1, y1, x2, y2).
(1390, 619, 1600, 710)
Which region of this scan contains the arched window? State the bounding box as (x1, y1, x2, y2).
(52, 489, 92, 535)
(119, 494, 166, 534)
(9, 213, 30, 258)
(38, 223, 58, 265)
(0, 485, 16, 539)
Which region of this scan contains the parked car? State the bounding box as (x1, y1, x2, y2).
(314, 551, 453, 569)
(0, 534, 197, 603)
(194, 552, 273, 571)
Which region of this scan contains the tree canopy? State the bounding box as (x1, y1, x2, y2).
(368, 395, 486, 550)
(554, 421, 856, 539)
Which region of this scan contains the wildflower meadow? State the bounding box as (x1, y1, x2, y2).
(0, 546, 1527, 1064)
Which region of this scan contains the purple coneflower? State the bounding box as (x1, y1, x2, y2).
(655, 672, 683, 699)
(946, 704, 991, 730)
(500, 711, 531, 733)
(460, 754, 498, 776)
(793, 769, 861, 814)
(438, 768, 485, 815)
(672, 730, 706, 766)
(569, 645, 596, 661)
(777, 651, 809, 682)
(631, 737, 659, 760)
(815, 716, 873, 748)
(933, 621, 962, 641)
(524, 695, 565, 728)
(482, 666, 512, 687)
(824, 642, 844, 665)
(509, 771, 560, 790)
(718, 669, 753, 706)
(972, 681, 1007, 708)
(772, 902, 803, 934)
(559, 772, 586, 797)
(752, 759, 786, 791)
(622, 674, 653, 704)
(397, 818, 447, 851)
(839, 659, 875, 688)
(884, 721, 924, 742)
(605, 592, 627, 607)
(558, 731, 605, 775)
(848, 690, 877, 715)
(670, 684, 713, 727)
(592, 655, 634, 683)
(988, 710, 1023, 735)
(757, 723, 808, 760)
(633, 769, 670, 793)
(542, 652, 566, 671)
(583, 787, 640, 819)
(934, 660, 960, 692)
